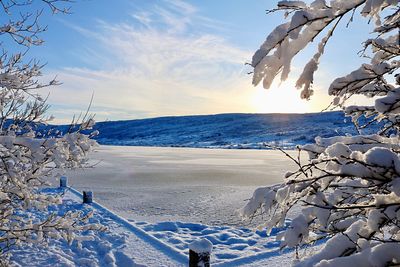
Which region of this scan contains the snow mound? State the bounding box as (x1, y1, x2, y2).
(135, 220, 300, 265)
(189, 239, 213, 254)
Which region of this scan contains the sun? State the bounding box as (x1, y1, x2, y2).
(251, 84, 309, 114)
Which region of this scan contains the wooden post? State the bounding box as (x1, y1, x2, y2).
(60, 176, 68, 188)
(83, 191, 93, 204)
(189, 250, 210, 267)
(189, 239, 212, 267)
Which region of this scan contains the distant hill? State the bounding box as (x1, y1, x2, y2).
(73, 111, 376, 149)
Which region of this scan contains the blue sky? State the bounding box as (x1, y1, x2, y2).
(23, 0, 374, 123)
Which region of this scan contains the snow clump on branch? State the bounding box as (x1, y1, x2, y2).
(243, 0, 400, 266)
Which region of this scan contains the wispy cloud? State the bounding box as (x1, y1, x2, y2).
(43, 0, 338, 124)
(43, 0, 258, 123)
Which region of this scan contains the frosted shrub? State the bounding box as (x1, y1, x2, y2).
(242, 1, 400, 266)
(0, 0, 101, 263)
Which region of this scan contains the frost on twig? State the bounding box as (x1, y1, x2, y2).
(0, 0, 101, 264)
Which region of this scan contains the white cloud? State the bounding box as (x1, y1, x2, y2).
(42, 0, 260, 123)
(44, 0, 332, 124)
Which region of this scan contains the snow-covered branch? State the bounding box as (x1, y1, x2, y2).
(0, 0, 100, 263)
(245, 1, 400, 266)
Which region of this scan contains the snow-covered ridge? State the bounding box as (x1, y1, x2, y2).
(55, 111, 378, 149)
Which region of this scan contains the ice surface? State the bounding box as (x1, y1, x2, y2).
(64, 146, 299, 226)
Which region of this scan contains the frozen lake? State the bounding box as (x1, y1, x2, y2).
(66, 146, 298, 226)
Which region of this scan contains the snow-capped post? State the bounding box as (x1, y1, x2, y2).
(60, 176, 68, 188)
(189, 238, 213, 267)
(83, 191, 93, 204)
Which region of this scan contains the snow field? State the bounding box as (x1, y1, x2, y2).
(65, 146, 299, 226)
(11, 146, 328, 266)
(9, 185, 322, 266)
(134, 220, 293, 265)
(10, 188, 185, 267)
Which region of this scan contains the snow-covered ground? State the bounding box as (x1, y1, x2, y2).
(10, 188, 185, 267)
(11, 146, 321, 266)
(65, 145, 299, 226)
(9, 187, 320, 266)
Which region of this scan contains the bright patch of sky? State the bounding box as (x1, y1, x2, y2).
(25, 0, 375, 123)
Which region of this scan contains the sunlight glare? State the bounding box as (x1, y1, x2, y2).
(251, 84, 309, 114)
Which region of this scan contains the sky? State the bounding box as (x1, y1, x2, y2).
(21, 0, 376, 123)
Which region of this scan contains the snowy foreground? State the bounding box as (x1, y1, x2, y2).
(14, 146, 320, 266)
(10, 187, 320, 266)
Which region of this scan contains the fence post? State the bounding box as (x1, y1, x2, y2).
(60, 176, 68, 188)
(189, 239, 213, 267)
(83, 191, 93, 204)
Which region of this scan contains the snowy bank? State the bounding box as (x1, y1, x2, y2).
(9, 187, 185, 267)
(9, 186, 323, 266)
